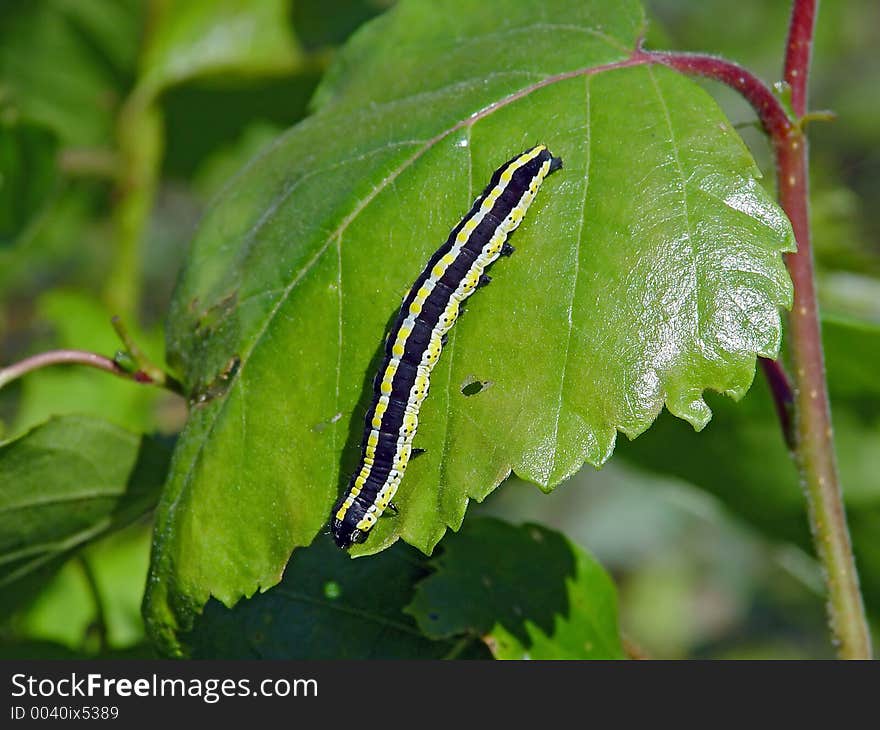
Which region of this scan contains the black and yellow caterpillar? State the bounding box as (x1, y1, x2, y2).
(332, 145, 562, 548)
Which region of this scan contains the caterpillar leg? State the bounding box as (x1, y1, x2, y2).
(477, 274, 492, 288)
(500, 242, 515, 257)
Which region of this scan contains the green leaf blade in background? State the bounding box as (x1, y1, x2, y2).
(0, 0, 142, 148)
(5, 522, 156, 656)
(0, 414, 171, 616)
(146, 0, 795, 654)
(185, 535, 489, 659)
(136, 0, 303, 102)
(406, 518, 624, 659)
(0, 121, 58, 246)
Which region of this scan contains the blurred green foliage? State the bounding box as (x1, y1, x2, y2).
(0, 0, 387, 658)
(0, 0, 876, 659)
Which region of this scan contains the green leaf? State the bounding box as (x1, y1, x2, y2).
(147, 0, 794, 654)
(406, 518, 624, 659)
(6, 522, 154, 651)
(618, 316, 880, 614)
(183, 535, 489, 659)
(136, 0, 302, 102)
(0, 120, 59, 246)
(0, 415, 171, 610)
(0, 0, 142, 146)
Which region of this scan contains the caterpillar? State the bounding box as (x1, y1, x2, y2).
(331, 144, 562, 549)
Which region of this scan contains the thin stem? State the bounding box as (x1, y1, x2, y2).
(78, 556, 108, 654)
(0, 349, 183, 395)
(0, 350, 126, 388)
(759, 357, 796, 451)
(442, 635, 478, 660)
(777, 133, 869, 658)
(104, 95, 163, 320)
(650, 0, 871, 658)
(784, 0, 818, 117)
(111, 315, 173, 387)
(775, 0, 871, 659)
(645, 50, 794, 138)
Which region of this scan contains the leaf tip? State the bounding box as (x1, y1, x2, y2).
(666, 389, 713, 431)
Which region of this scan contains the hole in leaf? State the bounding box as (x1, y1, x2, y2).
(460, 375, 493, 397)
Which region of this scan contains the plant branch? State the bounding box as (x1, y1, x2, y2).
(110, 315, 174, 388)
(759, 357, 796, 451)
(0, 348, 183, 395)
(0, 350, 124, 388)
(644, 49, 794, 138)
(775, 0, 872, 659)
(776, 134, 871, 658)
(442, 635, 478, 660)
(0, 314, 184, 396)
(78, 556, 108, 654)
(784, 0, 818, 117)
(104, 95, 163, 320)
(647, 0, 871, 658)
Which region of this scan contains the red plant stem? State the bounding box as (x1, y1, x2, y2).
(650, 0, 871, 658)
(777, 0, 871, 659)
(784, 0, 817, 117)
(646, 50, 793, 138)
(778, 132, 870, 659)
(0, 349, 182, 395)
(0, 351, 125, 384)
(760, 357, 795, 451)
